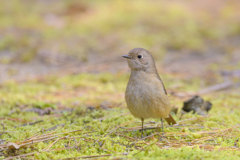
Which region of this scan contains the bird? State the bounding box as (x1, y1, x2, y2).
(122, 48, 177, 138)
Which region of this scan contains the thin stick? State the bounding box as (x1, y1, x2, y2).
(43, 136, 69, 151)
(133, 141, 157, 156)
(4, 152, 35, 160)
(60, 154, 112, 160)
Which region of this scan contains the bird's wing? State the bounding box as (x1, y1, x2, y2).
(156, 74, 177, 125)
(156, 74, 168, 95)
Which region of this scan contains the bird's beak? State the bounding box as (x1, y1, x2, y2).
(122, 55, 131, 59)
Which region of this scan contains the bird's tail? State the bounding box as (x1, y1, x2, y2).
(165, 114, 177, 125)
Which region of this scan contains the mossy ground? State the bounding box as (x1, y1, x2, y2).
(0, 72, 240, 159)
(1, 0, 240, 159)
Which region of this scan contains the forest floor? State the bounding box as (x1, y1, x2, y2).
(0, 67, 240, 159)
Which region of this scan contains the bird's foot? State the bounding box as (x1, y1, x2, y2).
(162, 132, 165, 138)
(158, 132, 165, 141)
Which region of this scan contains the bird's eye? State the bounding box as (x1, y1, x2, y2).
(137, 55, 143, 59)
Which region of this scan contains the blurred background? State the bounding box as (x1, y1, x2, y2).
(0, 0, 240, 83)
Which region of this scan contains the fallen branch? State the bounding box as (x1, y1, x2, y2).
(17, 120, 43, 128)
(198, 81, 233, 95)
(45, 124, 65, 132)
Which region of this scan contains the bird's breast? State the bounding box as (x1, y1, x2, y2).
(125, 71, 171, 119)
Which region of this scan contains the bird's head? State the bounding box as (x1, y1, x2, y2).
(122, 48, 157, 73)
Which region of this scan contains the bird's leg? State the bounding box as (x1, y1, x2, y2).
(161, 118, 165, 137)
(141, 118, 144, 139)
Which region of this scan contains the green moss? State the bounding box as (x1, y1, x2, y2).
(0, 72, 240, 159)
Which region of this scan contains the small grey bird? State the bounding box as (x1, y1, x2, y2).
(122, 48, 176, 138)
